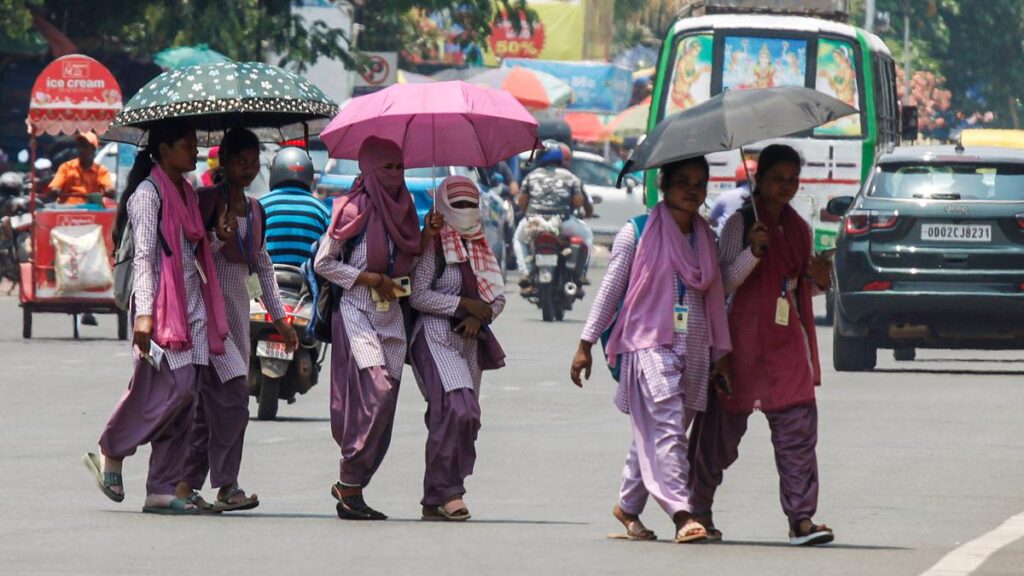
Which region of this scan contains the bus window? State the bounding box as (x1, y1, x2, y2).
(722, 36, 807, 91)
(814, 38, 862, 137)
(666, 33, 713, 115)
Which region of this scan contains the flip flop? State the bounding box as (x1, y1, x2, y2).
(81, 452, 124, 503)
(693, 515, 723, 542)
(789, 522, 834, 546)
(142, 497, 200, 516)
(213, 485, 259, 512)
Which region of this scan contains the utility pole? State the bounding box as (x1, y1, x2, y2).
(902, 0, 912, 106)
(864, 0, 876, 32)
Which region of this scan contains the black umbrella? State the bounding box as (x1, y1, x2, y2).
(618, 86, 858, 183)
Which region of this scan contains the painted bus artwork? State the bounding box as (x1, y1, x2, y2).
(648, 13, 900, 251)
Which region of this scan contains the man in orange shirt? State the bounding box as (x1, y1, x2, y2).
(49, 132, 114, 205)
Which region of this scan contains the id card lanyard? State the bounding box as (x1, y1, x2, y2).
(674, 278, 689, 334)
(775, 277, 790, 326)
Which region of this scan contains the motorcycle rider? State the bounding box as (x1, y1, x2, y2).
(259, 147, 331, 267)
(514, 140, 593, 292)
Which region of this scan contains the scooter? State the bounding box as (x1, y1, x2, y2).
(523, 227, 587, 322)
(248, 264, 323, 420)
(0, 174, 36, 291)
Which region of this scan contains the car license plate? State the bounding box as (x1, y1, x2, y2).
(256, 340, 293, 360)
(921, 224, 991, 242)
(9, 213, 32, 230)
(535, 253, 558, 267)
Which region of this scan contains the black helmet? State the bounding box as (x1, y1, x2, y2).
(270, 147, 314, 190)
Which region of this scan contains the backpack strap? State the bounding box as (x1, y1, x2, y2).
(630, 213, 649, 243)
(738, 204, 756, 249)
(255, 199, 267, 246)
(430, 235, 448, 290)
(144, 177, 174, 257)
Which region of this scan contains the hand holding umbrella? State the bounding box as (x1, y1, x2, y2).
(748, 221, 770, 257)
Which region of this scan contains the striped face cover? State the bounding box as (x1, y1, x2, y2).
(435, 176, 504, 302)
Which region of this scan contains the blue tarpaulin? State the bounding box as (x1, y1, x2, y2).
(502, 59, 633, 114)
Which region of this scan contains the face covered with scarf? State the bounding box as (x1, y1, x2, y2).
(328, 136, 422, 276)
(434, 175, 504, 303)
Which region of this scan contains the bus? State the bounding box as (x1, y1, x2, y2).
(646, 10, 900, 251)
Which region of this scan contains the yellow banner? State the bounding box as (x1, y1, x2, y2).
(485, 1, 586, 65)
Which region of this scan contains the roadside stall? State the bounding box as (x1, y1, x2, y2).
(21, 54, 124, 339)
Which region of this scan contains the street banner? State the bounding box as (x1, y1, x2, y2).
(502, 58, 632, 114)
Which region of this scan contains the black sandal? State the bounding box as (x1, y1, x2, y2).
(789, 520, 834, 546)
(332, 482, 387, 521)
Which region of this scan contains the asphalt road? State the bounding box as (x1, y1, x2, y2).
(1, 270, 1023, 576)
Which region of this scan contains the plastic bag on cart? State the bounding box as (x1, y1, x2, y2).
(50, 224, 114, 293)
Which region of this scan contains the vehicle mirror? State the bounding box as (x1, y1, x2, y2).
(826, 196, 855, 217)
(901, 105, 919, 142)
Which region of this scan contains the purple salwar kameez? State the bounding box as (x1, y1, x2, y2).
(184, 208, 285, 490)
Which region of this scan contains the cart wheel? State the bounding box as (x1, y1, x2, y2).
(22, 305, 32, 339)
(73, 314, 80, 340)
(116, 310, 128, 341)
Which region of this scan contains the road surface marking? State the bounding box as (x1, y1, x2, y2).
(920, 511, 1024, 576)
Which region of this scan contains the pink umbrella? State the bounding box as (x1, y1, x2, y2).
(321, 81, 539, 168)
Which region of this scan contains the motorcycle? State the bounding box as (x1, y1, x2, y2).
(522, 220, 588, 322)
(248, 264, 323, 420)
(0, 173, 36, 291)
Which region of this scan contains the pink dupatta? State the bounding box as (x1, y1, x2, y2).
(605, 202, 731, 391)
(150, 165, 229, 354)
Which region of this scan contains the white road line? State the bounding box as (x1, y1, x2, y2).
(920, 511, 1024, 576)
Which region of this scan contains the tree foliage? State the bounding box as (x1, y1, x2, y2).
(353, 1, 535, 54)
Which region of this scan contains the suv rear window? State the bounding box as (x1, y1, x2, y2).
(870, 163, 1024, 201)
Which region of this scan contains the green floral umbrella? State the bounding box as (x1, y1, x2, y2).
(105, 61, 338, 146)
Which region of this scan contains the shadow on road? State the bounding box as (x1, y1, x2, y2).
(251, 416, 331, 423)
(873, 368, 1024, 376)
(217, 512, 587, 526)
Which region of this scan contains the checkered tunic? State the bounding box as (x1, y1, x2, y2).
(208, 210, 286, 382)
(314, 234, 407, 381)
(128, 180, 240, 371)
(718, 213, 808, 297)
(580, 222, 725, 414)
(408, 247, 506, 393)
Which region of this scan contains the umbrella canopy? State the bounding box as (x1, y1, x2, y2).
(153, 44, 231, 69)
(564, 112, 609, 143)
(606, 103, 649, 139)
(467, 66, 572, 110)
(620, 86, 858, 180)
(320, 81, 539, 169)
(105, 61, 338, 146)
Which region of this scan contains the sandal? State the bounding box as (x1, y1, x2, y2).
(693, 514, 723, 542)
(82, 452, 124, 503)
(674, 518, 709, 544)
(789, 520, 834, 546)
(332, 483, 387, 521)
(142, 497, 200, 516)
(185, 490, 220, 514)
(608, 506, 656, 541)
(421, 505, 471, 522)
(213, 484, 259, 512)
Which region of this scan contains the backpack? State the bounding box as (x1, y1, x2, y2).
(598, 213, 649, 382)
(302, 227, 365, 343)
(112, 178, 172, 311)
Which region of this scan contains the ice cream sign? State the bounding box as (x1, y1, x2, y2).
(28, 54, 123, 136)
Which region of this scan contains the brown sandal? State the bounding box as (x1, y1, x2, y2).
(609, 505, 657, 541)
(674, 519, 709, 543)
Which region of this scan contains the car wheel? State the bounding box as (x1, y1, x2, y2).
(832, 300, 876, 371)
(893, 347, 916, 362)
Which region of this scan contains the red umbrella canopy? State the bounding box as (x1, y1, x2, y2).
(28, 54, 123, 136)
(564, 112, 609, 143)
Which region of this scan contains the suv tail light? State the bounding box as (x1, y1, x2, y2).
(1016, 213, 1024, 229)
(845, 210, 899, 236)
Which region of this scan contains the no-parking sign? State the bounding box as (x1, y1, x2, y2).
(354, 52, 397, 88)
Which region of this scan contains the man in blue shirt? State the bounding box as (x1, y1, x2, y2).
(260, 147, 331, 267)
